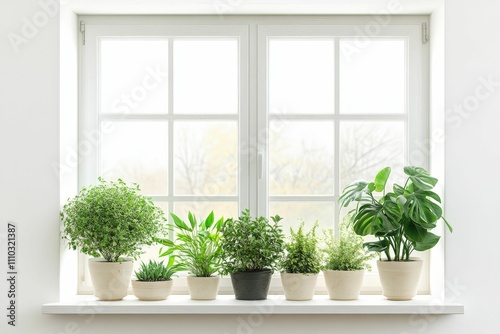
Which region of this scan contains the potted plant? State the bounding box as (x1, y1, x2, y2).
(220, 209, 285, 300)
(280, 222, 321, 301)
(131, 258, 183, 301)
(339, 166, 453, 300)
(60, 178, 166, 301)
(321, 218, 375, 300)
(157, 211, 224, 300)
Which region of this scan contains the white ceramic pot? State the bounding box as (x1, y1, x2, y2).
(377, 258, 423, 301)
(187, 275, 221, 300)
(323, 269, 365, 300)
(280, 272, 318, 301)
(88, 258, 134, 301)
(131, 279, 173, 301)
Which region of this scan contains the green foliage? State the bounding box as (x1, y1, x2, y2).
(134, 258, 184, 281)
(220, 209, 285, 274)
(339, 166, 453, 261)
(60, 178, 167, 262)
(322, 218, 375, 271)
(281, 222, 321, 274)
(157, 211, 224, 277)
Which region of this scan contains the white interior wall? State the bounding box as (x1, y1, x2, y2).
(1, 0, 498, 333)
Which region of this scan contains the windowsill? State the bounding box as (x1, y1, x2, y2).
(42, 294, 464, 315)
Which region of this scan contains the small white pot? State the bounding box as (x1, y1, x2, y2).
(131, 279, 173, 301)
(187, 275, 221, 300)
(377, 258, 423, 301)
(323, 269, 365, 300)
(88, 258, 133, 301)
(280, 272, 318, 301)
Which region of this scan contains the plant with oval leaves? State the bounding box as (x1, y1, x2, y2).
(339, 166, 452, 261)
(220, 209, 285, 274)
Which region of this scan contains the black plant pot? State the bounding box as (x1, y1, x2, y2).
(230, 269, 273, 300)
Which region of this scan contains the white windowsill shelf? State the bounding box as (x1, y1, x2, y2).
(42, 294, 464, 315)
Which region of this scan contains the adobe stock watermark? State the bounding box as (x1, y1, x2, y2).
(399, 278, 466, 334)
(224, 299, 278, 334)
(409, 74, 499, 166)
(52, 65, 168, 178)
(339, 0, 403, 63)
(7, 0, 69, 54)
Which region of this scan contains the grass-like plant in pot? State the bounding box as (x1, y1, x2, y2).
(220, 209, 285, 300)
(339, 166, 453, 300)
(157, 211, 224, 300)
(321, 218, 375, 300)
(60, 178, 166, 300)
(131, 258, 183, 301)
(280, 222, 322, 301)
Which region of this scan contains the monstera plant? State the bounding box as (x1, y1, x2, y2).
(339, 166, 452, 261)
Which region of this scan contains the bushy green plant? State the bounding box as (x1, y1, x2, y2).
(322, 218, 375, 271)
(281, 222, 321, 274)
(60, 178, 166, 262)
(157, 211, 224, 277)
(134, 258, 184, 281)
(339, 166, 452, 261)
(220, 209, 285, 274)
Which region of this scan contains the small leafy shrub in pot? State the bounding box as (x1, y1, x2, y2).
(322, 218, 375, 272)
(60, 178, 166, 262)
(280, 222, 321, 301)
(281, 222, 321, 274)
(221, 209, 285, 300)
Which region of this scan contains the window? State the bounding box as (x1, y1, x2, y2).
(78, 15, 428, 295)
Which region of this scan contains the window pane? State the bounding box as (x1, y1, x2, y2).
(100, 39, 168, 114)
(269, 202, 335, 236)
(173, 202, 238, 222)
(174, 121, 238, 195)
(174, 39, 238, 114)
(269, 39, 335, 115)
(100, 121, 168, 195)
(339, 39, 405, 114)
(340, 121, 405, 190)
(269, 121, 334, 195)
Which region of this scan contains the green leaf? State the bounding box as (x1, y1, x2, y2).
(363, 240, 389, 253)
(404, 191, 442, 227)
(404, 166, 438, 191)
(403, 219, 427, 242)
(170, 212, 191, 232)
(205, 211, 215, 229)
(413, 232, 440, 251)
(339, 181, 370, 208)
(188, 212, 197, 229)
(374, 166, 391, 192)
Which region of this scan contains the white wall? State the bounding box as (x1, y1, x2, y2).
(1, 0, 498, 333)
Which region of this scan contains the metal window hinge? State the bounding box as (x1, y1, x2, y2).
(422, 22, 429, 44)
(80, 20, 86, 46)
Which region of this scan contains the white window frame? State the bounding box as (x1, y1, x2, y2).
(77, 15, 430, 296)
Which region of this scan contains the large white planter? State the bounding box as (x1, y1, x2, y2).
(131, 279, 173, 301)
(377, 258, 423, 301)
(187, 275, 221, 300)
(323, 269, 365, 300)
(280, 272, 318, 301)
(88, 258, 133, 301)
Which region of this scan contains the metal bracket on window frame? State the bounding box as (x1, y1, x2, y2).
(80, 21, 86, 46)
(422, 22, 429, 44)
